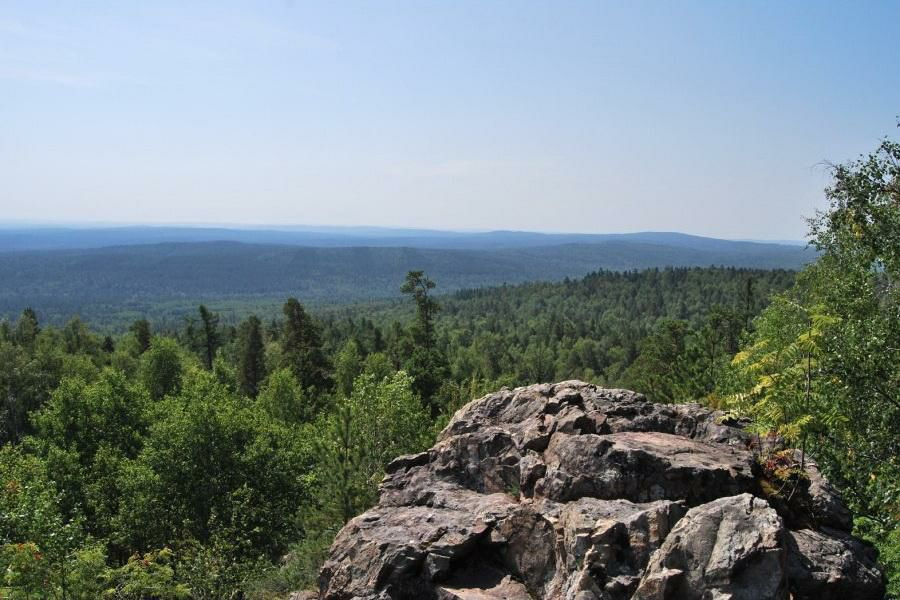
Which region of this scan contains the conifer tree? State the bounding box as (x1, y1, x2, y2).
(197, 305, 220, 370)
(400, 271, 448, 413)
(282, 298, 330, 391)
(237, 315, 266, 398)
(15, 307, 40, 345)
(131, 319, 152, 354)
(401, 271, 438, 350)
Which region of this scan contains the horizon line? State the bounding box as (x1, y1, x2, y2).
(0, 220, 808, 244)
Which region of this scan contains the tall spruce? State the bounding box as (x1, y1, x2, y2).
(400, 271, 448, 414)
(282, 298, 330, 391)
(401, 271, 438, 349)
(131, 319, 152, 354)
(237, 315, 266, 398)
(197, 305, 220, 370)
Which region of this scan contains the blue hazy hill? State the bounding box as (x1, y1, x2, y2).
(0, 230, 816, 326)
(0, 225, 807, 252)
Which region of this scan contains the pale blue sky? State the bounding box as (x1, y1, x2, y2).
(2, 1, 898, 239)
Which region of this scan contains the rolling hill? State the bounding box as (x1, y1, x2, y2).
(0, 225, 807, 252)
(0, 235, 815, 328)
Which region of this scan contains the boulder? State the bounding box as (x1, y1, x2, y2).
(312, 382, 884, 600)
(791, 451, 853, 531)
(538, 431, 755, 504)
(633, 494, 786, 599)
(786, 527, 885, 599)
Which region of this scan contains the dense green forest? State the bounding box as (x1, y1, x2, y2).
(0, 236, 814, 329)
(0, 266, 792, 599)
(0, 133, 897, 598)
(318, 267, 795, 404)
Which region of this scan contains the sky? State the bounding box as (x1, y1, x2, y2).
(1, 1, 898, 239)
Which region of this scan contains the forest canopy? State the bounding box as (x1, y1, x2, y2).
(0, 265, 790, 599)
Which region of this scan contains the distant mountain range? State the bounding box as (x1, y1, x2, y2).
(0, 225, 808, 252)
(0, 226, 815, 327)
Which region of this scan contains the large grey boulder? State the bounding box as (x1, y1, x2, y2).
(633, 494, 786, 599)
(313, 382, 885, 600)
(786, 527, 884, 599)
(538, 431, 755, 504)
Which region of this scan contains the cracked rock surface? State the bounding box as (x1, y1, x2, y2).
(313, 381, 885, 600)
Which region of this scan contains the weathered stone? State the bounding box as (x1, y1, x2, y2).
(517, 450, 545, 497)
(548, 497, 686, 599)
(634, 494, 787, 600)
(386, 450, 431, 474)
(493, 506, 557, 596)
(794, 452, 853, 531)
(437, 569, 532, 600)
(538, 431, 756, 505)
(309, 382, 884, 600)
(786, 527, 885, 599)
(318, 492, 517, 599)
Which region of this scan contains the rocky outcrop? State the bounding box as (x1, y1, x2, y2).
(314, 382, 885, 600)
